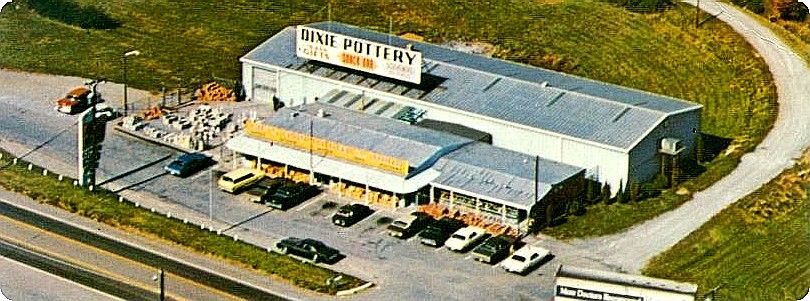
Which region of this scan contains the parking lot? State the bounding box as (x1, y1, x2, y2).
(0, 76, 615, 301)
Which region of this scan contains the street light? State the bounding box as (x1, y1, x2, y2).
(151, 268, 165, 301)
(122, 50, 141, 117)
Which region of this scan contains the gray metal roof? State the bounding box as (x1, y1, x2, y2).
(241, 22, 702, 151)
(261, 103, 471, 170)
(432, 143, 583, 209)
(556, 265, 698, 294)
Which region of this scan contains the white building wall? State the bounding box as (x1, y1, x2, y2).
(555, 277, 695, 301)
(249, 67, 642, 194)
(242, 64, 254, 100)
(425, 108, 629, 194)
(628, 110, 701, 183)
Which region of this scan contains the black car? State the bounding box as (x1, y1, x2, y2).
(275, 237, 341, 263)
(164, 152, 212, 177)
(387, 212, 433, 238)
(472, 235, 518, 264)
(418, 217, 466, 247)
(265, 181, 321, 210)
(331, 204, 373, 227)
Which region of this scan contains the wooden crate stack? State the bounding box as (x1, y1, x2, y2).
(197, 82, 236, 102)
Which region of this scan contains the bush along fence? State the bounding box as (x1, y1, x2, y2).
(0, 149, 369, 295)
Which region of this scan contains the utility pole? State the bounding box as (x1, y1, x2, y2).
(696, 0, 701, 28)
(309, 118, 314, 185)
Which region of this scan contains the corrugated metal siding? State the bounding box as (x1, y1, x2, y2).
(431, 143, 583, 209)
(262, 103, 471, 167)
(241, 24, 700, 150)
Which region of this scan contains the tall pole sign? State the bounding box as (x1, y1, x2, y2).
(77, 80, 106, 187)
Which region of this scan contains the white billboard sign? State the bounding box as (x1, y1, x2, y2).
(296, 25, 422, 84)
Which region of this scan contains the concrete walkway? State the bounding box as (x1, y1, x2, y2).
(572, 0, 810, 273)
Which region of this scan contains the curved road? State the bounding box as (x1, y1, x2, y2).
(573, 0, 810, 273)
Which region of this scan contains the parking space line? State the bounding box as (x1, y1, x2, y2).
(295, 197, 321, 212)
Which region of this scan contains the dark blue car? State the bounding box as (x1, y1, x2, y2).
(164, 152, 211, 177)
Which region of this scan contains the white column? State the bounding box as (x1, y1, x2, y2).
(365, 183, 370, 204)
(430, 185, 435, 204)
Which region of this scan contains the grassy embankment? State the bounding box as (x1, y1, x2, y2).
(0, 0, 776, 238)
(0, 150, 365, 295)
(643, 4, 810, 300)
(644, 149, 810, 300)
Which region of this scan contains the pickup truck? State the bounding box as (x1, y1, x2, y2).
(275, 237, 341, 264)
(472, 235, 518, 264)
(244, 178, 284, 204)
(387, 212, 432, 238)
(418, 217, 466, 247)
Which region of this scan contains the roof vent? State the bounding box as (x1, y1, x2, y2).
(540, 81, 549, 87)
(289, 111, 299, 118)
(316, 108, 328, 118)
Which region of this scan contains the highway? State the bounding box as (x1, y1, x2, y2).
(0, 200, 286, 301)
(0, 238, 156, 301)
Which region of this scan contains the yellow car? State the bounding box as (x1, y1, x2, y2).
(217, 168, 266, 193)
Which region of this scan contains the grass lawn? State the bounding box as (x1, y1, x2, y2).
(0, 150, 366, 295)
(643, 150, 810, 300)
(0, 0, 777, 238)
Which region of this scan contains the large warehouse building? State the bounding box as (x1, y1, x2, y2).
(227, 103, 586, 227)
(238, 22, 703, 195)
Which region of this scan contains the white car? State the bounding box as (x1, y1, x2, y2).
(500, 245, 550, 274)
(444, 226, 488, 252)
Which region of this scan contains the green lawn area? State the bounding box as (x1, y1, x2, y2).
(0, 0, 777, 238)
(0, 150, 366, 295)
(643, 151, 810, 300)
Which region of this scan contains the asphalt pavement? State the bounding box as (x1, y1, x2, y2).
(0, 70, 612, 301)
(2, 1, 807, 298)
(572, 0, 810, 273)
(0, 254, 122, 301)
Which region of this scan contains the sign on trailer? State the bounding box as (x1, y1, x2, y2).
(296, 25, 422, 84)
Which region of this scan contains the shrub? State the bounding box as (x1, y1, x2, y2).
(776, 0, 809, 21)
(730, 0, 766, 14)
(24, 0, 121, 29)
(602, 0, 675, 13)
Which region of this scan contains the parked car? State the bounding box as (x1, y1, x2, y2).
(444, 226, 490, 252)
(332, 204, 373, 227)
(500, 245, 550, 274)
(275, 237, 341, 264)
(472, 235, 519, 264)
(265, 180, 321, 210)
(56, 86, 92, 114)
(419, 217, 466, 247)
(387, 212, 432, 238)
(217, 168, 265, 193)
(244, 178, 285, 204)
(164, 152, 212, 177)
